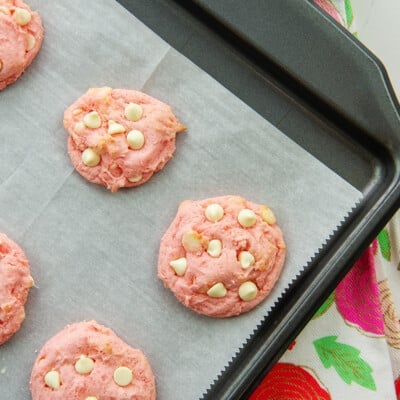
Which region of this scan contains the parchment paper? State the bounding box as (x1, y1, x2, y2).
(0, 1, 361, 399)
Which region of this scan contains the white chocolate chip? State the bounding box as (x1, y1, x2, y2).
(44, 370, 61, 390)
(14, 7, 31, 25)
(74, 122, 85, 133)
(108, 120, 126, 135)
(72, 108, 83, 116)
(28, 277, 35, 288)
(205, 204, 224, 222)
(169, 257, 187, 276)
(89, 86, 112, 98)
(261, 206, 276, 225)
(126, 130, 145, 150)
(207, 239, 222, 258)
(83, 111, 102, 129)
(0, 6, 10, 15)
(113, 366, 133, 387)
(26, 34, 36, 51)
(207, 282, 227, 298)
(125, 103, 143, 121)
(75, 355, 94, 375)
(237, 209, 257, 228)
(238, 281, 258, 301)
(238, 251, 255, 269)
(82, 148, 100, 167)
(128, 174, 142, 183)
(85, 397, 98, 400)
(182, 231, 203, 253)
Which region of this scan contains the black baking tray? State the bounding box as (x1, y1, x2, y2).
(116, 0, 400, 398)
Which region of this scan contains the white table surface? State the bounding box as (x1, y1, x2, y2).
(352, 0, 400, 100)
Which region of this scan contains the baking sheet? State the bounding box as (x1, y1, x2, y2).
(0, 0, 361, 399)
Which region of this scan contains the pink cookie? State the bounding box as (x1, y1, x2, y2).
(0, 232, 33, 345)
(158, 195, 286, 318)
(30, 320, 156, 400)
(64, 87, 185, 192)
(0, 0, 44, 90)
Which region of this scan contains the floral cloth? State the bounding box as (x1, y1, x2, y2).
(250, 2, 400, 399)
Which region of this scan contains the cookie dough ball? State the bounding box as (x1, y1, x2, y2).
(64, 87, 185, 192)
(0, 0, 44, 90)
(0, 232, 33, 345)
(158, 195, 286, 318)
(30, 320, 156, 400)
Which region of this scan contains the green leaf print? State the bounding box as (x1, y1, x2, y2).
(312, 292, 334, 319)
(313, 336, 376, 391)
(344, 0, 353, 26)
(377, 228, 391, 261)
